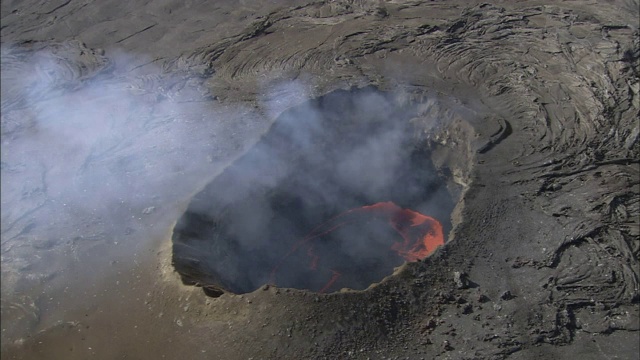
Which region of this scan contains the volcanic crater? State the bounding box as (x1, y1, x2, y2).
(172, 86, 467, 296)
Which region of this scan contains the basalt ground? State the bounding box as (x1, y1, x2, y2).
(1, 1, 638, 359)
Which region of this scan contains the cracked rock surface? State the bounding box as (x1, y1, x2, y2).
(1, 1, 638, 359)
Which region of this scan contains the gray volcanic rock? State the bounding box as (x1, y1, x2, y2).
(1, 1, 638, 359)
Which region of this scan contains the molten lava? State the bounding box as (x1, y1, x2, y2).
(271, 201, 444, 293)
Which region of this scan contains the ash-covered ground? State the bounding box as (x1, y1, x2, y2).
(1, 1, 638, 359)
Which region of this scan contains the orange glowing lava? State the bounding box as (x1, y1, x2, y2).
(270, 201, 444, 293)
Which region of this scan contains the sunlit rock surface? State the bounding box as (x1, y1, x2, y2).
(1, 1, 638, 359)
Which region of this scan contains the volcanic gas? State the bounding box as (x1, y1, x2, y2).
(172, 87, 454, 296)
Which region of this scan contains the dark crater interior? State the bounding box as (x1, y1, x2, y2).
(172, 87, 454, 296)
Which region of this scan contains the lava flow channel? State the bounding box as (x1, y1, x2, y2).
(270, 201, 444, 293)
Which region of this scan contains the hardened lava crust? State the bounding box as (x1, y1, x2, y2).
(1, 1, 638, 359)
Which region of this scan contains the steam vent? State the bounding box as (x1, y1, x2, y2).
(172, 87, 454, 296)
